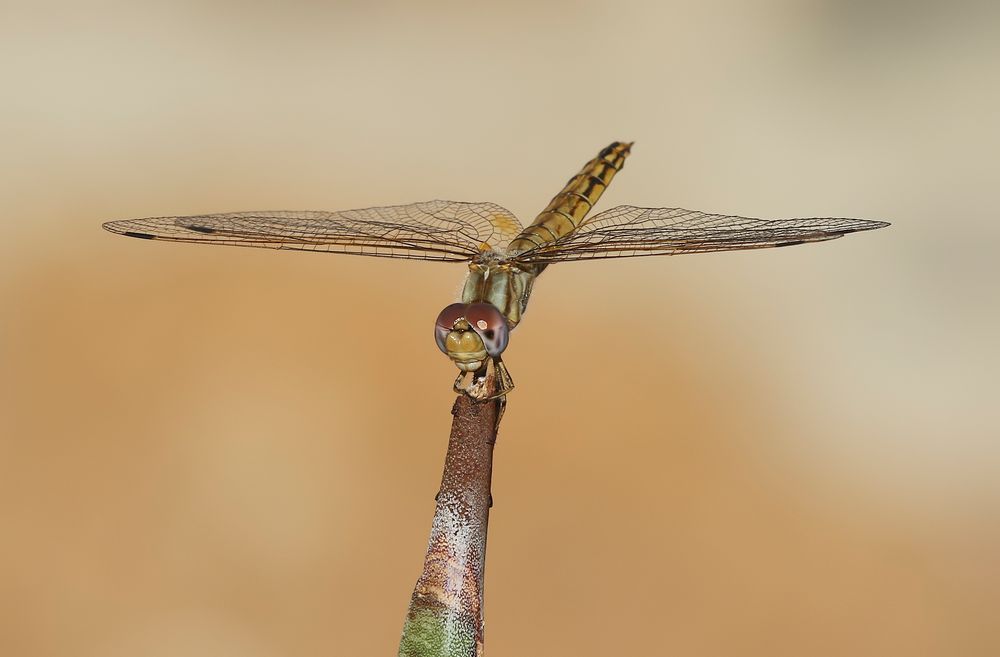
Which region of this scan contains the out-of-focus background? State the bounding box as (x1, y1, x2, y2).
(2, 1, 998, 655)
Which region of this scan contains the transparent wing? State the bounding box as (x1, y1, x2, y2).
(103, 200, 523, 262)
(510, 205, 889, 264)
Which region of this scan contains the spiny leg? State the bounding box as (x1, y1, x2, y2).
(462, 358, 513, 402)
(451, 358, 513, 432)
(490, 357, 514, 431)
(453, 370, 470, 396)
(493, 356, 514, 398)
(494, 395, 506, 434)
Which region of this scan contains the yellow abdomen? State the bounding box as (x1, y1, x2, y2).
(507, 141, 633, 254)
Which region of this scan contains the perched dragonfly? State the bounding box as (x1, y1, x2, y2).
(104, 142, 888, 402)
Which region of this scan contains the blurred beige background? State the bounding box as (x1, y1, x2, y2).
(2, 1, 998, 656)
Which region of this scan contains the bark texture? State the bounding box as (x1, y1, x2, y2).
(398, 395, 500, 657)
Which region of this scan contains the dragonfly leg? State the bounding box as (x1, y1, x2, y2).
(494, 395, 506, 434)
(493, 356, 515, 399)
(453, 370, 470, 395)
(453, 367, 489, 399)
(461, 365, 492, 401)
(452, 357, 513, 435)
(461, 357, 514, 402)
(452, 359, 510, 432)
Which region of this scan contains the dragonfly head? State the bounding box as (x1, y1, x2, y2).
(434, 302, 509, 372)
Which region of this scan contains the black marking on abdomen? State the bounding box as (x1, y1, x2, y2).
(563, 191, 594, 208)
(508, 141, 633, 252)
(599, 142, 623, 158)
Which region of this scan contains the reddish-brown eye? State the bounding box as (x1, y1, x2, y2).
(434, 303, 468, 353)
(463, 303, 509, 356)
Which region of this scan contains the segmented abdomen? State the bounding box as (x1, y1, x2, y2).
(507, 141, 632, 254)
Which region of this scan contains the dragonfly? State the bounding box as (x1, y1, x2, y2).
(103, 142, 889, 404)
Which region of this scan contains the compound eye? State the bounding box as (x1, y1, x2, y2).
(434, 303, 468, 353)
(463, 303, 509, 356)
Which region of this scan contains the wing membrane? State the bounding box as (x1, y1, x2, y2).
(511, 205, 889, 264)
(103, 200, 523, 262)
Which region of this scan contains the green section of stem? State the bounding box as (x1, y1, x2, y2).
(398, 608, 476, 657)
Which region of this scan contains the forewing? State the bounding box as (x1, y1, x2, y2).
(511, 205, 889, 264)
(103, 200, 523, 262)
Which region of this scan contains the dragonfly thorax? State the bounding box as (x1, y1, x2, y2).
(461, 262, 536, 329)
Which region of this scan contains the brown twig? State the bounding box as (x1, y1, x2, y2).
(397, 393, 500, 657)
